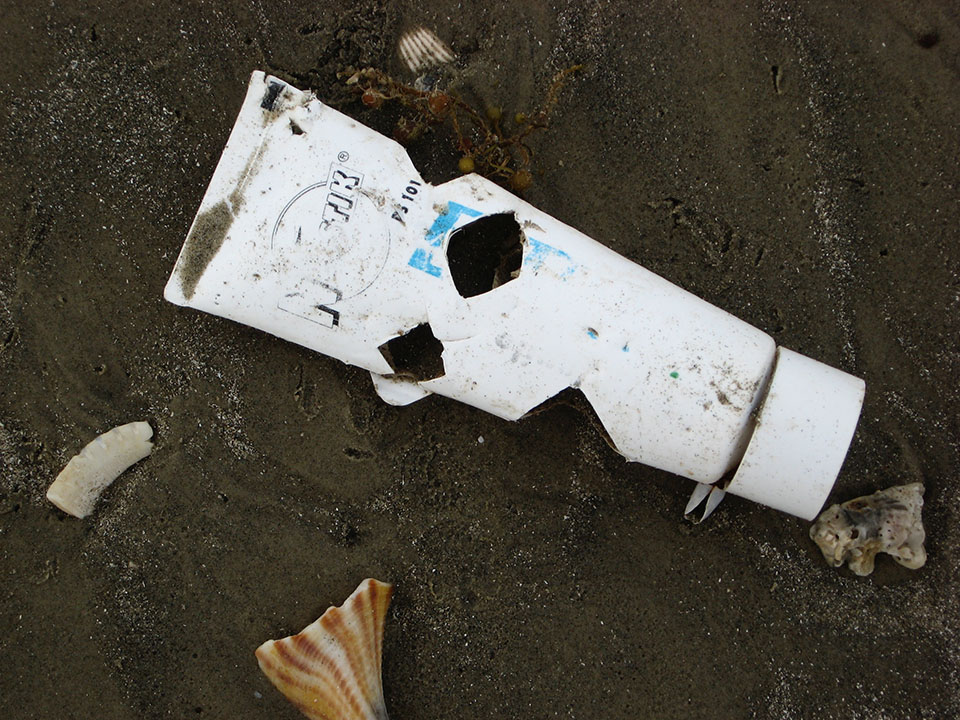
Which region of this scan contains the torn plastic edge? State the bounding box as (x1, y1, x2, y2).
(683, 480, 728, 523)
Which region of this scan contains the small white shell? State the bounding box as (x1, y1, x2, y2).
(256, 578, 393, 720)
(810, 483, 926, 576)
(46, 421, 154, 518)
(397, 26, 455, 74)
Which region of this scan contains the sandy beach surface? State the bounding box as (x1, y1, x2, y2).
(1, 1, 958, 718)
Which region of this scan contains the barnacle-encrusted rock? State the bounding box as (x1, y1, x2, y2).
(810, 483, 926, 576)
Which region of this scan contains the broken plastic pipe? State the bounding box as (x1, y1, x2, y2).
(163, 72, 865, 521)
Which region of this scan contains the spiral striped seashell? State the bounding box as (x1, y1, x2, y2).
(397, 26, 455, 74)
(256, 578, 394, 720)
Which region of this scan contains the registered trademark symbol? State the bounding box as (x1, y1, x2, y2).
(337, 151, 349, 162)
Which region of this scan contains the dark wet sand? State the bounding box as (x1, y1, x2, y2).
(1, 2, 958, 718)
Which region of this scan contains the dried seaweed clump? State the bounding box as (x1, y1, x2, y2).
(340, 65, 581, 192)
(810, 483, 927, 576)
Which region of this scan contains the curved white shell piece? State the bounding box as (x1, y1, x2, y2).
(46, 421, 154, 518)
(810, 483, 926, 576)
(256, 578, 393, 720)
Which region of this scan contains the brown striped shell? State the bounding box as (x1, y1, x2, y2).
(256, 578, 393, 720)
(397, 26, 455, 74)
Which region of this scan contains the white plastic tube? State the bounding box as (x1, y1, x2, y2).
(164, 72, 864, 520)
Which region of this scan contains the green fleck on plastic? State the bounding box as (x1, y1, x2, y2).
(670, 371, 679, 379)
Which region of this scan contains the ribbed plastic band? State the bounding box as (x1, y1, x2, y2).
(726, 347, 865, 520)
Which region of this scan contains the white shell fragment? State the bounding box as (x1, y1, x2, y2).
(46, 421, 154, 518)
(810, 483, 927, 576)
(397, 26, 455, 73)
(256, 578, 393, 720)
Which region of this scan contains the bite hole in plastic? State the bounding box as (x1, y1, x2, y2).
(378, 323, 446, 381)
(446, 213, 523, 298)
(524, 387, 618, 453)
